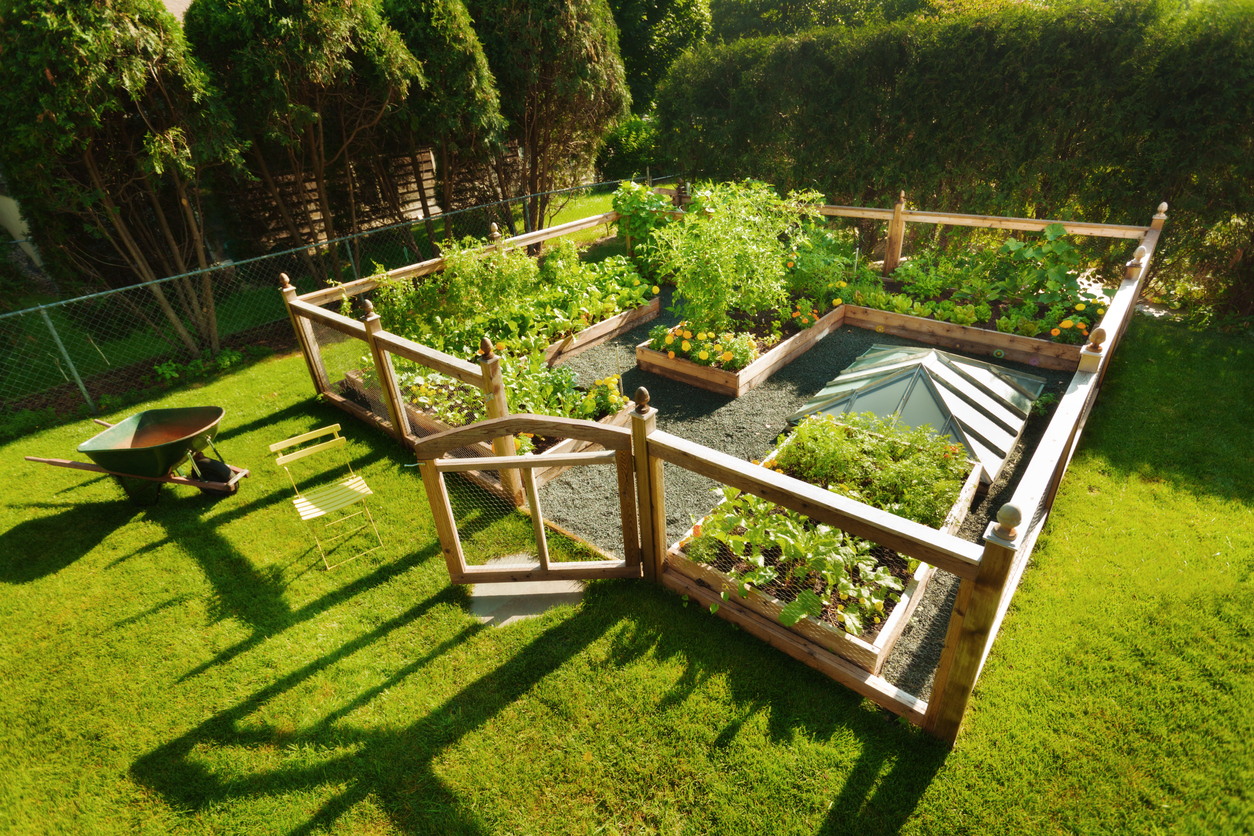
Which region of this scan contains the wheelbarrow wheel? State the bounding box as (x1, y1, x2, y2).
(193, 457, 235, 496)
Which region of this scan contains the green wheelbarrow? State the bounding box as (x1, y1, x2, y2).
(26, 406, 249, 505)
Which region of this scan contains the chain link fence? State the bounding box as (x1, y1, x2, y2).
(0, 176, 675, 420)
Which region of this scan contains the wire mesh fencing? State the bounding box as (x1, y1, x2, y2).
(0, 176, 676, 419)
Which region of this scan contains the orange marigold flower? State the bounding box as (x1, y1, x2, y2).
(667, 350, 675, 359)
(722, 351, 733, 362)
(1050, 328, 1061, 336)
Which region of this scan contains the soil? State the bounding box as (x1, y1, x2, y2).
(536, 284, 1072, 702)
(683, 536, 915, 644)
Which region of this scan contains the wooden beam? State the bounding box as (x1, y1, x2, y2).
(371, 331, 486, 387)
(411, 415, 634, 460)
(842, 306, 1081, 371)
(418, 461, 468, 580)
(630, 398, 667, 583)
(458, 560, 640, 583)
(647, 431, 984, 580)
(925, 519, 1018, 744)
(280, 274, 329, 394)
(362, 303, 410, 441)
(434, 450, 618, 472)
(286, 298, 368, 339)
(662, 568, 928, 726)
(883, 191, 907, 276)
(616, 448, 642, 569)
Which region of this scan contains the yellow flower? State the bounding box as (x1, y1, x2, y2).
(682, 340, 691, 351)
(722, 351, 733, 362)
(713, 344, 722, 352)
(837, 280, 847, 288)
(495, 341, 506, 351)
(698, 350, 709, 360)
(652, 285, 660, 294)
(1060, 319, 1074, 329)
(633, 279, 640, 286)
(697, 332, 707, 341)
(833, 297, 843, 307)
(1075, 303, 1086, 311)
(1098, 308, 1106, 314)
(664, 334, 674, 345)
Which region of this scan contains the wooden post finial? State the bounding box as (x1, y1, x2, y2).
(1151, 202, 1168, 231)
(363, 299, 375, 316)
(280, 272, 292, 288)
(634, 387, 650, 412)
(489, 223, 501, 243)
(1085, 327, 1107, 353)
(479, 335, 494, 359)
(993, 503, 1022, 541)
(897, 190, 906, 204)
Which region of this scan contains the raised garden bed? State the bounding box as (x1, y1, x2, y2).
(546, 297, 659, 365)
(663, 415, 985, 674)
(636, 305, 845, 396)
(842, 305, 1081, 371)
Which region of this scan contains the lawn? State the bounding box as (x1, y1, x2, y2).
(0, 314, 1250, 835)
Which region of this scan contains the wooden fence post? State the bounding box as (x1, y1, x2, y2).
(883, 191, 907, 276)
(925, 503, 1021, 745)
(279, 273, 329, 396)
(362, 300, 410, 441)
(478, 336, 525, 507)
(630, 387, 667, 583)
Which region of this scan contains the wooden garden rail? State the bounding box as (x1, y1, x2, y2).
(278, 211, 623, 507)
(282, 191, 1166, 744)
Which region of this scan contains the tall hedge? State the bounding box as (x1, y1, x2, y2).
(657, 0, 1254, 316)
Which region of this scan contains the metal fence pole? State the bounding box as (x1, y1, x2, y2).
(38, 307, 95, 412)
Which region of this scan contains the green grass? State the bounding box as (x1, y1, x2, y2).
(1, 315, 1251, 834)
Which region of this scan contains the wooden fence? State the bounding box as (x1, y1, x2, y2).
(283, 189, 1166, 744)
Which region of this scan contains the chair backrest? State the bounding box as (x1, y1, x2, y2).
(270, 425, 354, 492)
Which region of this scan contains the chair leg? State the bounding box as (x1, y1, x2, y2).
(310, 500, 384, 570)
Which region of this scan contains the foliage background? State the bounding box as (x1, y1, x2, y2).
(656, 0, 1254, 324)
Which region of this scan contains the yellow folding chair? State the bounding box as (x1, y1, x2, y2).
(269, 424, 382, 569)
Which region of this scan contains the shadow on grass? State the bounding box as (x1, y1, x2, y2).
(0, 499, 142, 582)
(133, 576, 947, 835)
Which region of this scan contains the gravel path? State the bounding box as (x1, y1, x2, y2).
(539, 287, 1070, 700)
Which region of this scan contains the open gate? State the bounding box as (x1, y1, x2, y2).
(411, 401, 663, 585)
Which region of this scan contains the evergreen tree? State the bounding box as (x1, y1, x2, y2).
(0, 0, 245, 357)
(467, 0, 630, 232)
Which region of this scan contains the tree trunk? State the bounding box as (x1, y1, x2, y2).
(408, 137, 439, 256)
(252, 144, 325, 284)
(84, 146, 202, 358)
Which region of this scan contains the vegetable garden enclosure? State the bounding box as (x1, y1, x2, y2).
(278, 182, 1166, 744)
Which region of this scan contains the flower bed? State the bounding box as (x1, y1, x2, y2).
(665, 414, 983, 673)
(636, 305, 846, 396)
